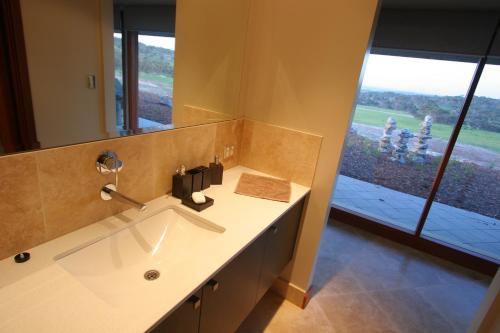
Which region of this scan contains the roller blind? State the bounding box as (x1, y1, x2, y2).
(114, 5, 176, 36)
(373, 9, 499, 59)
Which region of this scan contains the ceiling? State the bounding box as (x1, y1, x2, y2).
(382, 0, 500, 11)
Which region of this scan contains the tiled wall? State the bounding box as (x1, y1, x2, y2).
(0, 118, 321, 260)
(0, 120, 242, 260)
(240, 119, 322, 186)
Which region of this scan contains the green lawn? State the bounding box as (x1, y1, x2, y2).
(115, 70, 173, 88)
(353, 105, 500, 153)
(138, 72, 173, 87)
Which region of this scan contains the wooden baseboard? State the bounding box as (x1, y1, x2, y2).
(271, 278, 312, 309)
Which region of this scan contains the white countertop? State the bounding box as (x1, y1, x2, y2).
(0, 166, 310, 333)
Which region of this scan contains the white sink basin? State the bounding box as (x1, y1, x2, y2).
(55, 207, 225, 307)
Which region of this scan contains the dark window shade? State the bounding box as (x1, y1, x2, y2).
(490, 29, 500, 64)
(114, 5, 175, 36)
(373, 9, 499, 59)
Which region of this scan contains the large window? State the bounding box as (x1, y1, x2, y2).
(332, 52, 500, 261)
(334, 54, 476, 231)
(422, 62, 500, 260)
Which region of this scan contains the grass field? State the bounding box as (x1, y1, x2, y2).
(353, 105, 500, 153)
(139, 72, 173, 87)
(115, 70, 173, 87)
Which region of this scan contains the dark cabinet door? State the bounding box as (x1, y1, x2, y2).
(149, 290, 202, 333)
(256, 199, 304, 302)
(199, 235, 266, 333)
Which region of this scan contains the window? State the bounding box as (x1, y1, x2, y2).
(113, 30, 175, 132)
(422, 62, 500, 260)
(333, 50, 500, 262)
(137, 34, 175, 129)
(333, 54, 476, 231)
(114, 32, 124, 130)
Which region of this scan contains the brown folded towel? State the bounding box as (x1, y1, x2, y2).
(235, 173, 291, 202)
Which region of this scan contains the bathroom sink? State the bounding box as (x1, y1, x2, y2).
(55, 207, 225, 306)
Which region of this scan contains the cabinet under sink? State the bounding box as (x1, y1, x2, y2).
(150, 198, 305, 333)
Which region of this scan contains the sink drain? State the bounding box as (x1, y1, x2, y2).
(144, 269, 160, 281)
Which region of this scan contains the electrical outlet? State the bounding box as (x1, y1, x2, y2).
(223, 145, 235, 159)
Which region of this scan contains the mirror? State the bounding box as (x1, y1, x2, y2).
(0, 0, 250, 155)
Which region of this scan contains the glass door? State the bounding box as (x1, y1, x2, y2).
(422, 61, 500, 260)
(332, 53, 476, 232)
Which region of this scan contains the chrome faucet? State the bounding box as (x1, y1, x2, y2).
(101, 184, 147, 212)
(97, 151, 147, 212)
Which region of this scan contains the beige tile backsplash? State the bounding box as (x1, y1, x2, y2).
(152, 124, 217, 198)
(36, 133, 156, 240)
(0, 118, 321, 260)
(240, 119, 322, 186)
(0, 154, 45, 260)
(215, 119, 243, 170)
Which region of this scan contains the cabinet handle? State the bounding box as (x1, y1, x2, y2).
(207, 279, 219, 292)
(271, 226, 279, 235)
(188, 295, 201, 310)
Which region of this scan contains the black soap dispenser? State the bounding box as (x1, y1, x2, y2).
(209, 155, 224, 185)
(172, 165, 192, 198)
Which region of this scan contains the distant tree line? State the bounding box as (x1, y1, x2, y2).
(114, 37, 174, 77)
(358, 90, 500, 132)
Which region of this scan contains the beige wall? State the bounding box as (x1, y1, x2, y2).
(20, 0, 112, 148)
(172, 0, 250, 127)
(239, 0, 379, 290)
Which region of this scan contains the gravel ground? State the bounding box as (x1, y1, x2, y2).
(138, 90, 172, 125)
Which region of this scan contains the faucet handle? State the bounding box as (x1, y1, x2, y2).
(96, 151, 123, 174)
(100, 184, 117, 201)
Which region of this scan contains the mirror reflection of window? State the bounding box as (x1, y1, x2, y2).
(113, 2, 177, 134)
(137, 35, 175, 129)
(114, 32, 124, 130)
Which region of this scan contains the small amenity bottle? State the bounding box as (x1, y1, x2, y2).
(172, 165, 192, 198)
(209, 155, 223, 185)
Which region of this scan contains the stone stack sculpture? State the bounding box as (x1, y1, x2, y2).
(412, 115, 433, 163)
(378, 117, 397, 153)
(392, 129, 413, 164)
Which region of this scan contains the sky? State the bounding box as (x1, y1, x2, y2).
(114, 33, 176, 50)
(139, 35, 176, 50)
(362, 54, 500, 99)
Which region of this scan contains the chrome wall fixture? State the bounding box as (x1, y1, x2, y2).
(96, 150, 123, 187)
(96, 151, 147, 211)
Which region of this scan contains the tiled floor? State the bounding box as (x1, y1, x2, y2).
(332, 175, 500, 260)
(238, 221, 491, 333)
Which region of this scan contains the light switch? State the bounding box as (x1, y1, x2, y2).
(87, 74, 96, 89)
